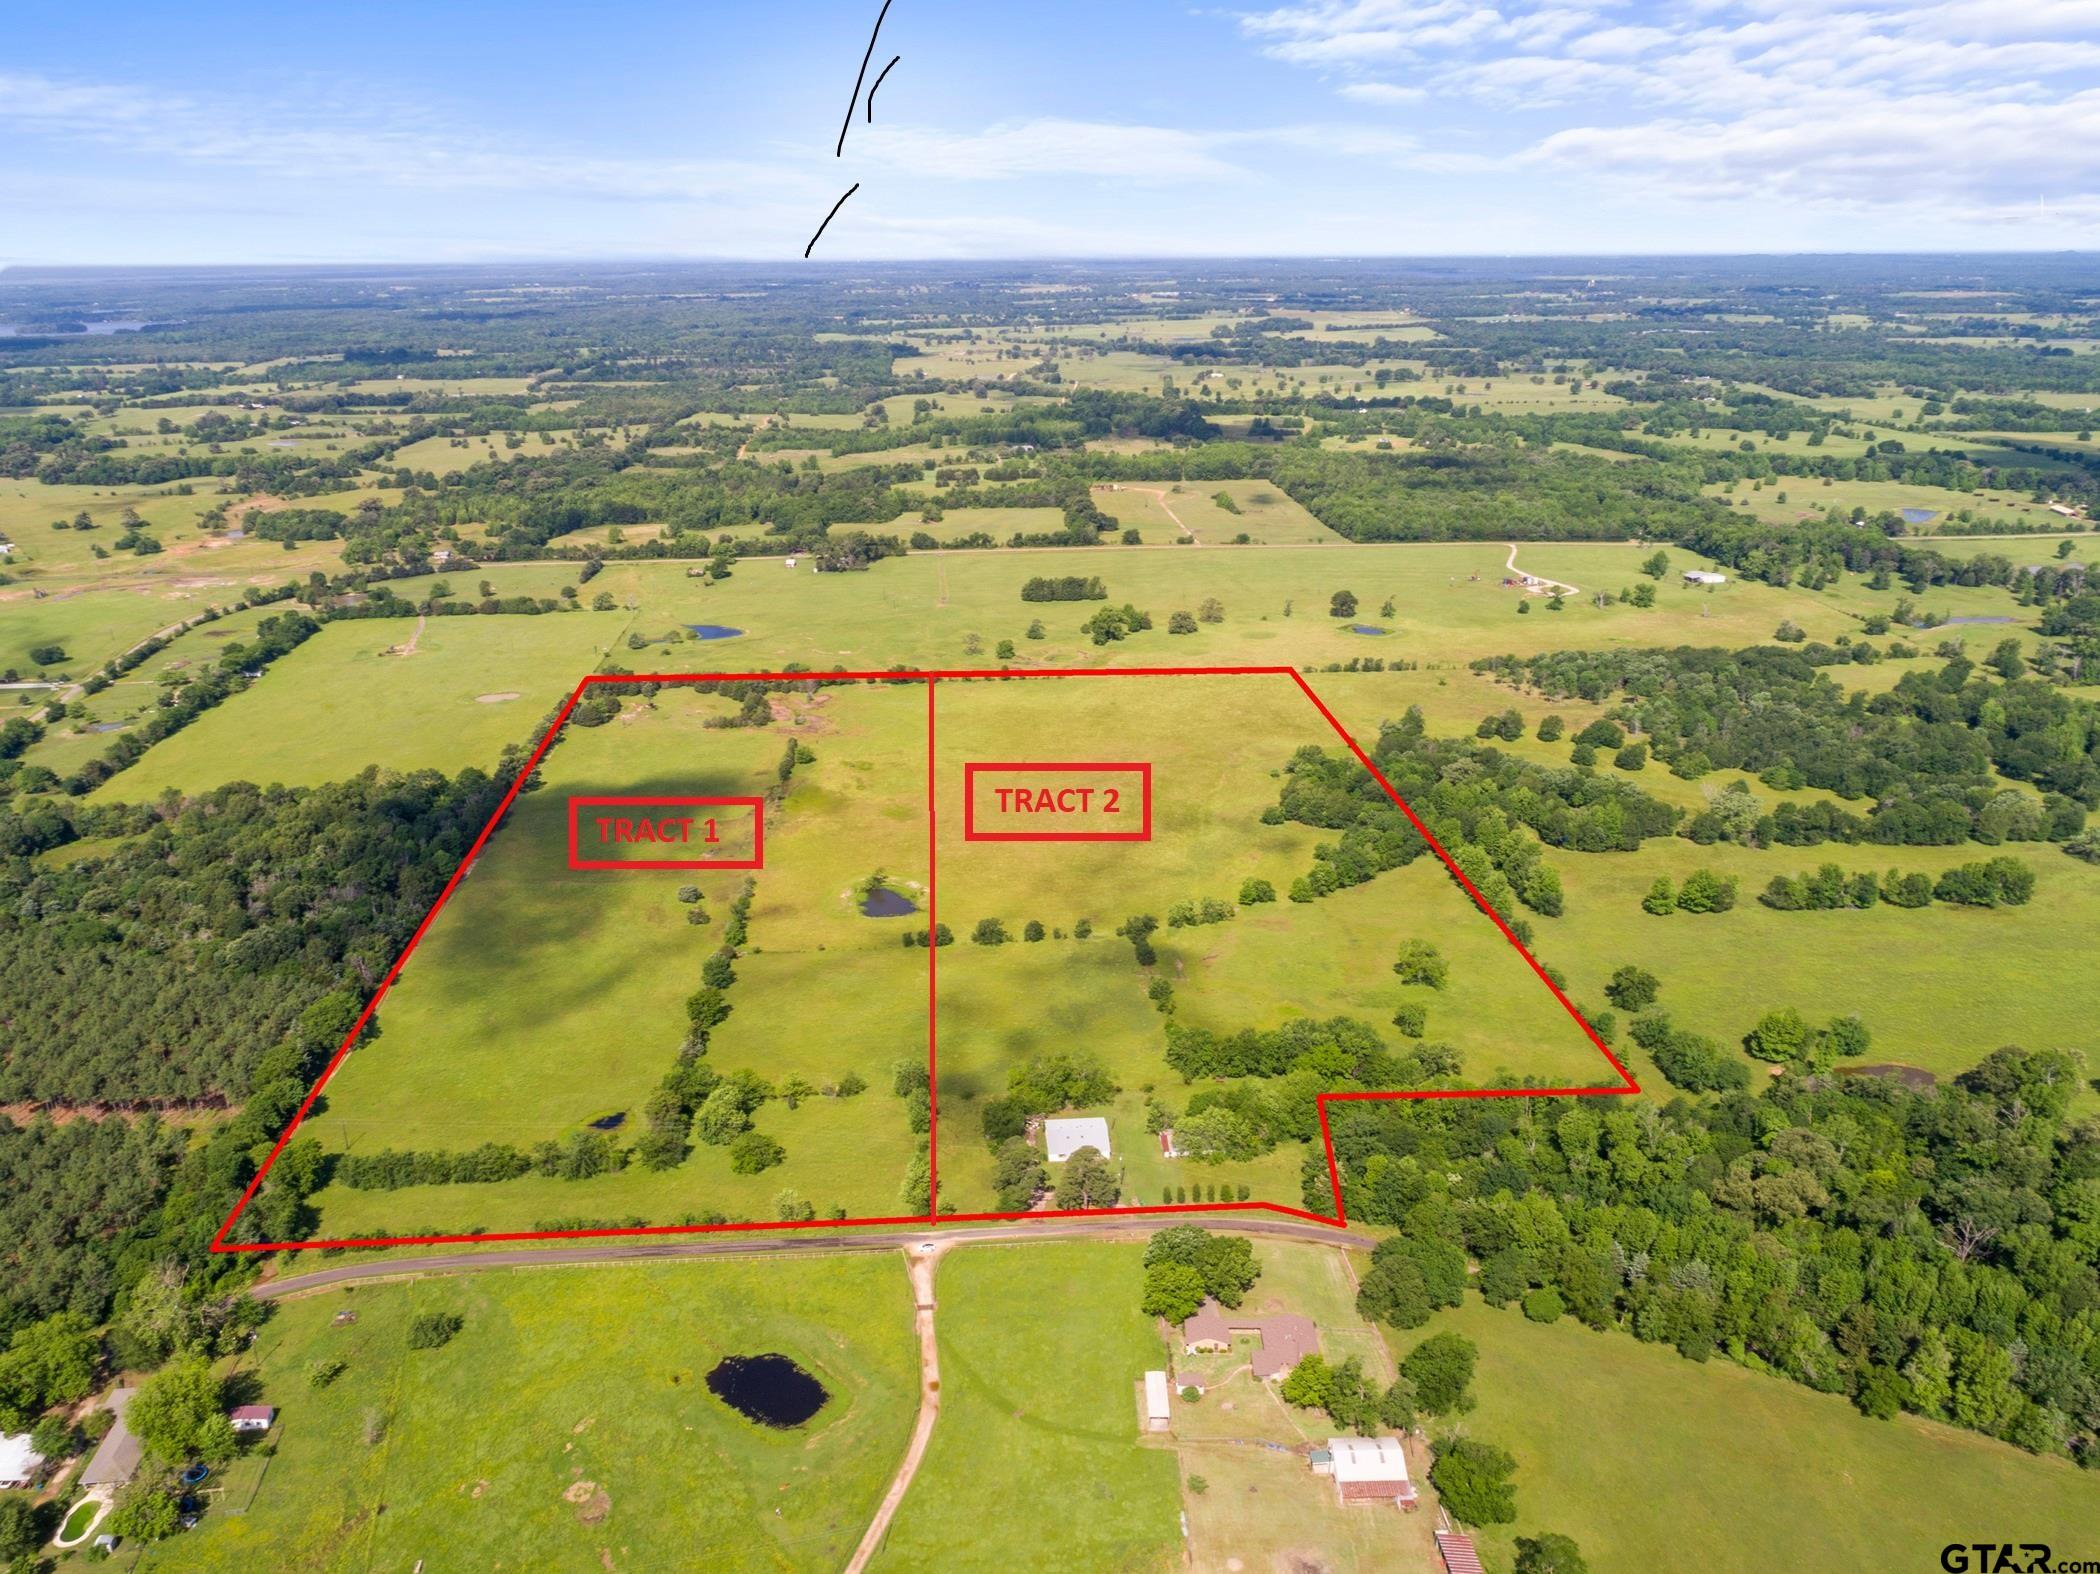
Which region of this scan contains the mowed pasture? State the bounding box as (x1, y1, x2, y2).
(1405, 1300, 2100, 1572)
(928, 674, 1610, 1214)
(91, 612, 625, 799)
(365, 540, 1881, 681)
(299, 682, 931, 1238)
(165, 1258, 919, 1572)
(1090, 479, 1345, 544)
(872, 1242, 1182, 1573)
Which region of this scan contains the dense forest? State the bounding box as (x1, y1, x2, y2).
(1321, 1048, 2100, 1463)
(0, 769, 507, 1104)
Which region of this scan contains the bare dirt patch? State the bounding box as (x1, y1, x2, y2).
(560, 1481, 612, 1525)
(475, 691, 523, 704)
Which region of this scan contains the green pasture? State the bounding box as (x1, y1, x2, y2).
(92, 612, 623, 799)
(160, 1257, 918, 1572)
(873, 1242, 1181, 1573)
(301, 682, 929, 1235)
(1536, 832, 2100, 1098)
(1410, 1299, 2100, 1573)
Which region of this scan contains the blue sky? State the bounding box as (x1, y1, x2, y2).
(3, 0, 2098, 264)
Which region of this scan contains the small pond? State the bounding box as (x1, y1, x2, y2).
(861, 886, 918, 918)
(1938, 615, 2014, 626)
(1900, 508, 1938, 524)
(588, 1111, 627, 1131)
(1349, 624, 1387, 636)
(706, 1353, 829, 1428)
(686, 624, 745, 640)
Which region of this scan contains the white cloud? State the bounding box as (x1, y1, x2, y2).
(1237, 0, 2100, 227)
(1339, 81, 1428, 102)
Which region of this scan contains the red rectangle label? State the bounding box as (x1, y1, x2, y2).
(567, 795, 765, 870)
(963, 763, 1151, 842)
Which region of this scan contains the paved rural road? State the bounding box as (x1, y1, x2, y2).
(248, 1216, 1367, 1300)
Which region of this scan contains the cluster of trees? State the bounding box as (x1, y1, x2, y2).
(1318, 1044, 2100, 1460)
(1478, 646, 2099, 840)
(1079, 603, 1153, 644)
(1641, 870, 1739, 914)
(1269, 711, 1673, 922)
(1760, 857, 2035, 911)
(1019, 575, 1108, 602)
(1137, 1225, 1261, 1321)
(335, 1131, 626, 1189)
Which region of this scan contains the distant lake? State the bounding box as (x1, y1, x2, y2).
(0, 320, 149, 337)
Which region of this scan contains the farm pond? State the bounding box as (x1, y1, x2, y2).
(706, 1353, 829, 1427)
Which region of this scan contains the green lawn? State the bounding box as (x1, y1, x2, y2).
(155, 1257, 919, 1572)
(1405, 1299, 2100, 1572)
(872, 1241, 1182, 1572)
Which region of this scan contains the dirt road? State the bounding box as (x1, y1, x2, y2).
(1503, 541, 1580, 596)
(845, 1247, 945, 1573)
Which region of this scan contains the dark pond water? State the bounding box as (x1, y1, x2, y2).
(1349, 624, 1387, 635)
(588, 1111, 626, 1131)
(706, 1354, 828, 1427)
(686, 624, 745, 640)
(861, 886, 918, 917)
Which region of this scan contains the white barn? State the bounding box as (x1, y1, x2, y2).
(1683, 570, 1728, 586)
(1043, 1116, 1111, 1163)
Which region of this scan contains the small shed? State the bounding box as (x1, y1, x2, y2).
(1043, 1117, 1111, 1163)
(1142, 1370, 1171, 1432)
(229, 1405, 276, 1434)
(1683, 569, 1728, 586)
(1309, 1447, 1333, 1477)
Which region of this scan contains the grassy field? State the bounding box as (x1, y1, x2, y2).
(1090, 479, 1344, 544)
(92, 612, 625, 799)
(155, 1257, 919, 1572)
(872, 1241, 1182, 1573)
(928, 673, 1609, 1213)
(1404, 1299, 2100, 1572)
(301, 682, 929, 1236)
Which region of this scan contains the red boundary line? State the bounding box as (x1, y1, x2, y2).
(211, 665, 1636, 1255)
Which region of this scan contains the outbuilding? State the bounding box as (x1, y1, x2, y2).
(1142, 1370, 1171, 1432)
(1683, 569, 1728, 586)
(1043, 1117, 1112, 1163)
(229, 1405, 276, 1434)
(1326, 1435, 1417, 1509)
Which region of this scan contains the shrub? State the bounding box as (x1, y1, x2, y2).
(729, 1131, 785, 1174)
(407, 1311, 464, 1350)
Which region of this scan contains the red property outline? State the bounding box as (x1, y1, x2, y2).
(961, 761, 1153, 842)
(566, 794, 765, 871)
(211, 665, 1638, 1255)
